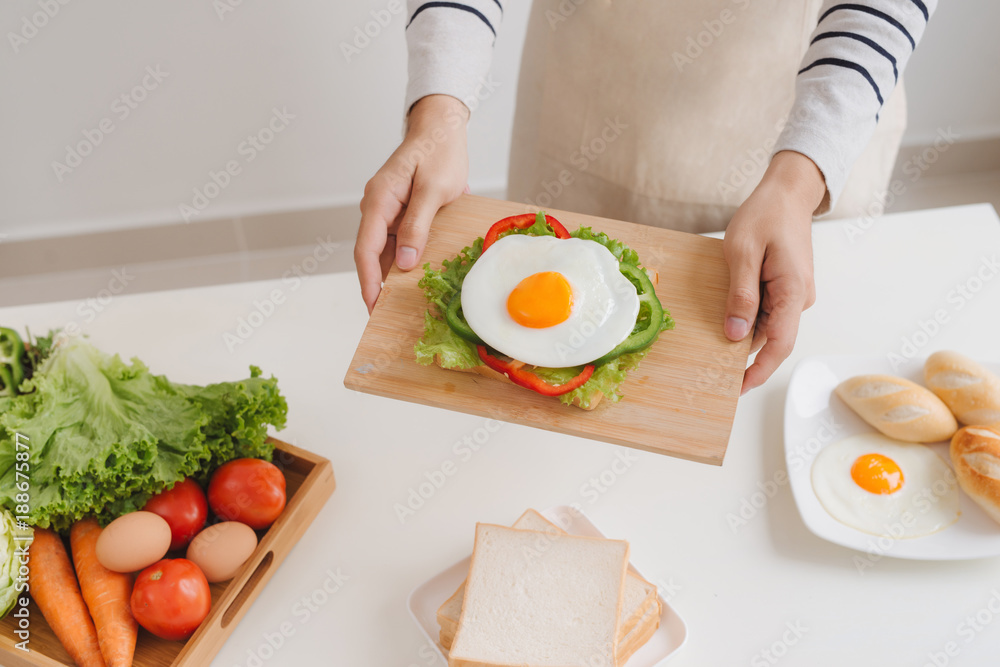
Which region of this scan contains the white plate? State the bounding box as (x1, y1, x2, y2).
(407, 505, 688, 665)
(785, 354, 1000, 560)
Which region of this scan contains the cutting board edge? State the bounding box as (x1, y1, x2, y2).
(343, 373, 729, 466)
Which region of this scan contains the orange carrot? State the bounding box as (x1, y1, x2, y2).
(27, 527, 106, 667)
(71, 519, 138, 667)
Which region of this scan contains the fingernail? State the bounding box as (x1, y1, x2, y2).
(397, 246, 418, 270)
(726, 317, 750, 340)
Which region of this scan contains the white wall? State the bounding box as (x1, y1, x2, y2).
(902, 0, 1000, 145)
(0, 0, 996, 241)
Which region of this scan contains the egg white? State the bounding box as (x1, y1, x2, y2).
(811, 434, 960, 539)
(460, 234, 640, 368)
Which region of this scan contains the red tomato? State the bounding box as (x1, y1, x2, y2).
(208, 458, 286, 529)
(131, 559, 211, 641)
(143, 477, 209, 551)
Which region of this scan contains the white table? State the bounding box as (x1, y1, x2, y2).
(2, 203, 999, 667)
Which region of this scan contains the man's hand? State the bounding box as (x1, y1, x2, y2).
(723, 150, 826, 394)
(355, 95, 470, 313)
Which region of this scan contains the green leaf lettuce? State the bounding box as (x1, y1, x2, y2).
(0, 337, 287, 531)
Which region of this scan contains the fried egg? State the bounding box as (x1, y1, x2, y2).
(811, 434, 960, 538)
(460, 234, 640, 367)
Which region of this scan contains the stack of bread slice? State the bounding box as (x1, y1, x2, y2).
(439, 509, 661, 666)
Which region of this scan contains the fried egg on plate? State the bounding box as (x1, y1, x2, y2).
(460, 234, 640, 368)
(811, 433, 960, 538)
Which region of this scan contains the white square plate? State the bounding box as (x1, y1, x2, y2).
(406, 505, 688, 665)
(785, 354, 1000, 560)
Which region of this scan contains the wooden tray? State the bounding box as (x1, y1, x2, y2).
(0, 438, 336, 667)
(344, 195, 750, 465)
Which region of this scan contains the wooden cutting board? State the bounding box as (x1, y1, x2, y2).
(344, 195, 750, 465)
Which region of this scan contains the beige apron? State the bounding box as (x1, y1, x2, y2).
(508, 0, 907, 232)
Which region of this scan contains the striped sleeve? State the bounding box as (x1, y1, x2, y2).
(404, 0, 503, 115)
(774, 0, 937, 214)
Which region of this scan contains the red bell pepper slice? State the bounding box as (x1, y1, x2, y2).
(482, 212, 570, 252)
(477, 345, 594, 397)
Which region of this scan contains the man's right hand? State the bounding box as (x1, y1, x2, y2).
(355, 94, 470, 313)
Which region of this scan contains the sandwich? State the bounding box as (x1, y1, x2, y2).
(414, 212, 674, 409)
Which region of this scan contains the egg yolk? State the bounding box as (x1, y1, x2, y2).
(851, 453, 904, 495)
(506, 271, 573, 328)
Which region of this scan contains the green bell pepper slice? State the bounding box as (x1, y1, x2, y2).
(589, 264, 665, 366)
(0, 327, 25, 396)
(445, 291, 486, 345)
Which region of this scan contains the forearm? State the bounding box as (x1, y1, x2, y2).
(760, 151, 827, 217)
(775, 0, 938, 214)
(405, 0, 503, 115)
(406, 94, 470, 136)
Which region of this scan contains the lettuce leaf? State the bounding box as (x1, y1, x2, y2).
(414, 311, 480, 369)
(0, 508, 32, 618)
(520, 212, 558, 238)
(0, 337, 287, 531)
(418, 238, 484, 316)
(570, 226, 640, 266)
(533, 347, 653, 408)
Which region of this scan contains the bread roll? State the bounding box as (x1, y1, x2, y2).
(950, 425, 1000, 526)
(924, 351, 1000, 425)
(835, 374, 958, 442)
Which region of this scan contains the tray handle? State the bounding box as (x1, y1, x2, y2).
(221, 550, 274, 629)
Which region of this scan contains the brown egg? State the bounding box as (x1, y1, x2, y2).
(186, 521, 258, 583)
(95, 511, 171, 573)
